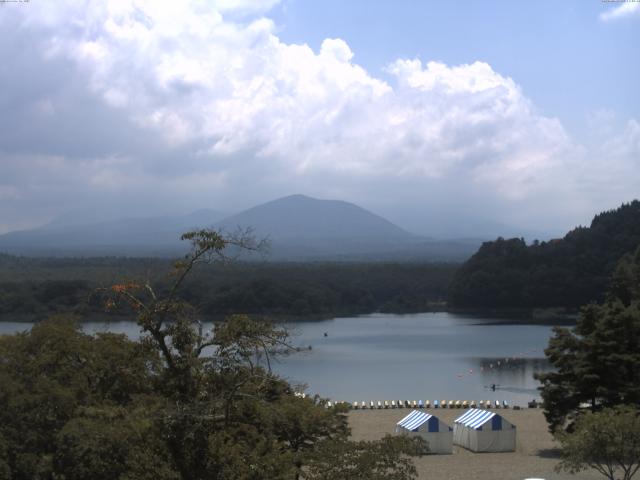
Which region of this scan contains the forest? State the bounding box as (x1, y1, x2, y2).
(448, 201, 640, 309)
(0, 256, 456, 321)
(1, 201, 639, 321)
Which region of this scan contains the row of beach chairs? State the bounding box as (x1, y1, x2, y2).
(344, 399, 510, 410)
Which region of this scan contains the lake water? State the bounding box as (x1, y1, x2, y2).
(0, 312, 554, 406)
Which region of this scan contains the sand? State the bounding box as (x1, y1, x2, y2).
(348, 407, 602, 480)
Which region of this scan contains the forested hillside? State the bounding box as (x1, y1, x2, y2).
(448, 201, 640, 308)
(0, 256, 455, 320)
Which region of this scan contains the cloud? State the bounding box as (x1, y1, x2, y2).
(0, 0, 637, 236)
(600, 2, 640, 21)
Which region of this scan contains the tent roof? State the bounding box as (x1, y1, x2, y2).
(454, 409, 497, 430)
(397, 410, 433, 431)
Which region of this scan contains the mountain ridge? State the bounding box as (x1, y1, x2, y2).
(0, 194, 479, 261)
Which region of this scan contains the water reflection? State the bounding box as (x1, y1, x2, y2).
(0, 312, 557, 406)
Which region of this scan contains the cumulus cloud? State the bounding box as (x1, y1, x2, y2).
(600, 2, 640, 21)
(0, 0, 637, 236)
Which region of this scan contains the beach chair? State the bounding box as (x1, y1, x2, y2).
(486, 400, 491, 409)
(405, 400, 411, 408)
(434, 400, 439, 408)
(391, 400, 396, 408)
(418, 399, 424, 408)
(449, 400, 454, 409)
(371, 401, 375, 409)
(470, 400, 477, 408)
(478, 400, 484, 408)
(377, 401, 382, 409)
(412, 400, 417, 408)
(503, 400, 509, 409)
(384, 400, 389, 409)
(455, 400, 461, 408)
(495, 400, 501, 409)
(426, 399, 431, 409)
(462, 400, 469, 408)
(327, 401, 332, 408)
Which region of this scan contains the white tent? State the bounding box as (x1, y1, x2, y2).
(453, 408, 516, 452)
(395, 410, 453, 454)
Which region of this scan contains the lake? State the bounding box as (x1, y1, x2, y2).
(0, 312, 554, 406)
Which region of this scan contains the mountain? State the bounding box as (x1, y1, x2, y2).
(0, 195, 480, 261)
(0, 209, 224, 256)
(448, 200, 640, 309)
(214, 194, 478, 261)
(216, 194, 413, 240)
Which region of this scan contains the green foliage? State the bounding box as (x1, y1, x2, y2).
(0, 230, 425, 480)
(449, 200, 640, 308)
(54, 406, 177, 480)
(537, 247, 640, 432)
(304, 435, 428, 480)
(556, 406, 640, 480)
(0, 315, 158, 480)
(0, 257, 456, 321)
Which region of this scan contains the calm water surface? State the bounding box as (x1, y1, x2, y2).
(0, 312, 553, 406)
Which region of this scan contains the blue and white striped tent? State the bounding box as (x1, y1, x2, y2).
(453, 409, 516, 452)
(395, 410, 453, 454)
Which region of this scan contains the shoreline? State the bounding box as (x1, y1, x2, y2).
(348, 408, 600, 480)
(0, 307, 579, 325)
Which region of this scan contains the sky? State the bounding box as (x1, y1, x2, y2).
(0, 0, 638, 238)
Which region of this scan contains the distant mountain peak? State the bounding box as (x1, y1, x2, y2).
(216, 194, 413, 241)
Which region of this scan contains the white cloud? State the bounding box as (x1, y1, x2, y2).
(0, 0, 637, 235)
(600, 2, 640, 21)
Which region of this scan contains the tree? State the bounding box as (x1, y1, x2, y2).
(304, 435, 428, 480)
(536, 246, 640, 432)
(0, 229, 427, 479)
(556, 406, 640, 480)
(0, 315, 159, 480)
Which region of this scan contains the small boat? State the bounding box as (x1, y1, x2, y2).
(418, 399, 424, 408)
(426, 399, 431, 409)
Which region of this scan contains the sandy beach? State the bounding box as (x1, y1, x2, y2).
(348, 408, 601, 480)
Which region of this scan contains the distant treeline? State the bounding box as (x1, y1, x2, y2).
(448, 201, 640, 308)
(2, 201, 639, 320)
(0, 256, 456, 320)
